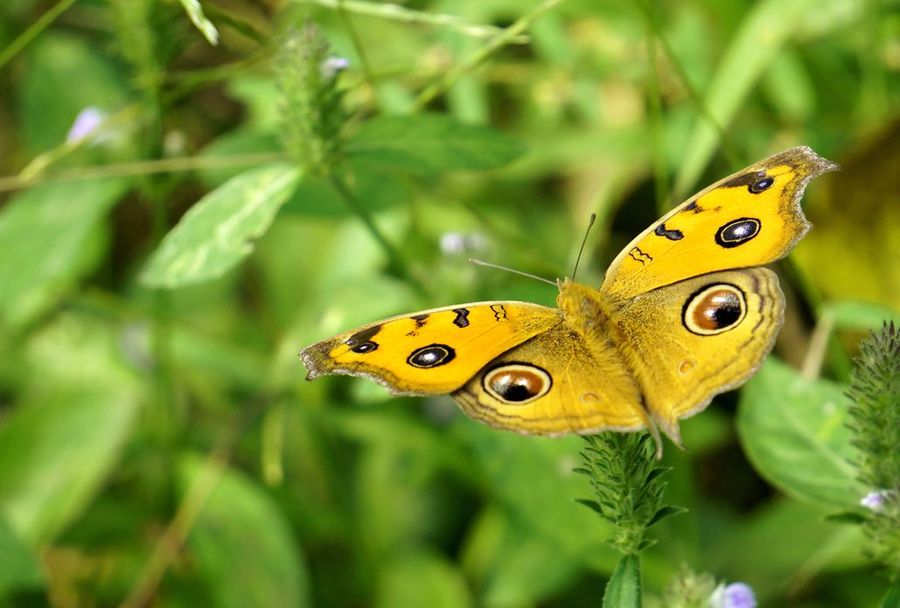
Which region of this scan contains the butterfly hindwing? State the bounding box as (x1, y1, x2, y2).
(611, 267, 785, 443)
(452, 323, 650, 435)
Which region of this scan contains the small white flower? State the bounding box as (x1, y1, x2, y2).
(440, 232, 487, 256)
(321, 56, 349, 78)
(66, 107, 105, 144)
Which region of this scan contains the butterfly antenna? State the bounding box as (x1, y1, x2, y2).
(468, 258, 557, 287)
(571, 213, 597, 281)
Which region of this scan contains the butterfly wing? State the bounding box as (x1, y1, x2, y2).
(610, 268, 784, 444)
(602, 147, 837, 300)
(452, 323, 650, 436)
(301, 302, 562, 395)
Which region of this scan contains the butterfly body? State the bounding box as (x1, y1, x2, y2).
(301, 147, 838, 451)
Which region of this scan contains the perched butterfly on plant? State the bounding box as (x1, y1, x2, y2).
(301, 147, 837, 453)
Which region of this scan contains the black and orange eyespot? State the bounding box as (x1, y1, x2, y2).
(483, 363, 552, 404)
(682, 284, 746, 335)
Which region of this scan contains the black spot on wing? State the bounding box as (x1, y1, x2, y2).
(628, 246, 653, 265)
(345, 324, 382, 354)
(682, 200, 703, 214)
(722, 170, 774, 194)
(452, 308, 470, 328)
(411, 313, 429, 329)
(654, 223, 684, 241)
(346, 324, 382, 347)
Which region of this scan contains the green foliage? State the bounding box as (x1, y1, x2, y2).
(846, 322, 900, 575)
(737, 359, 862, 508)
(603, 554, 641, 608)
(277, 24, 349, 177)
(0, 0, 897, 605)
(140, 165, 302, 287)
(576, 433, 683, 555)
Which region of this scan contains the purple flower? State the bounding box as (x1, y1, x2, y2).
(860, 490, 889, 511)
(321, 56, 349, 78)
(66, 107, 105, 143)
(710, 582, 756, 608)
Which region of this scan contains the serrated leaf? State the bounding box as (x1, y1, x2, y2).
(737, 358, 862, 508)
(179, 453, 311, 608)
(141, 165, 301, 288)
(346, 113, 525, 175)
(0, 179, 127, 329)
(603, 554, 641, 608)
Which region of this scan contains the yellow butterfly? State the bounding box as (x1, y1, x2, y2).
(301, 147, 837, 453)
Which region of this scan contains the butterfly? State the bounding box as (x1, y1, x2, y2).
(301, 147, 837, 453)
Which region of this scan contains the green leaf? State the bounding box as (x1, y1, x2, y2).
(346, 113, 525, 175)
(140, 165, 301, 288)
(575, 498, 604, 516)
(0, 516, 43, 597)
(179, 454, 311, 608)
(603, 554, 641, 608)
(0, 179, 127, 329)
(177, 0, 219, 45)
(375, 548, 471, 608)
(825, 511, 868, 525)
(737, 359, 862, 508)
(673, 0, 826, 195)
(824, 300, 900, 332)
(882, 580, 900, 608)
(647, 505, 687, 528)
(0, 390, 138, 545)
(0, 313, 140, 545)
(457, 425, 619, 570)
(462, 507, 581, 607)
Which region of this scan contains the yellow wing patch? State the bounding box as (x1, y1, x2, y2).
(301, 302, 562, 395)
(602, 146, 838, 300)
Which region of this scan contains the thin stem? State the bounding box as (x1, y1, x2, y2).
(335, 0, 381, 108)
(328, 173, 426, 296)
(300, 0, 529, 44)
(0, 0, 79, 70)
(414, 0, 565, 110)
(0, 152, 287, 194)
(643, 18, 669, 216)
(635, 0, 740, 193)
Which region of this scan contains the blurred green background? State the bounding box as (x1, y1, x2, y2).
(0, 0, 898, 606)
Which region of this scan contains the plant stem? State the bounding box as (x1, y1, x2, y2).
(0, 0, 79, 70)
(414, 0, 565, 110)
